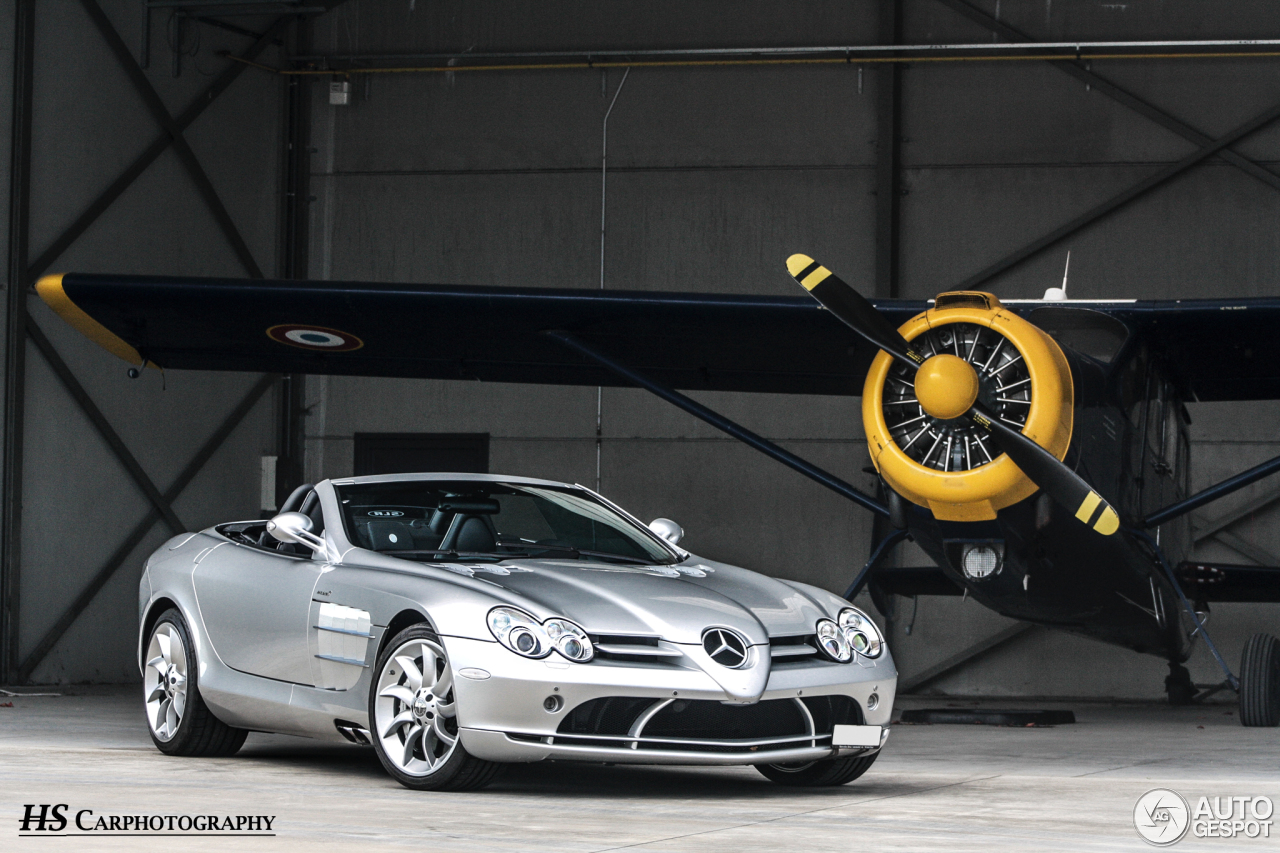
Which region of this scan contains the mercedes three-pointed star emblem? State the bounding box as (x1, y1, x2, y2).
(701, 628, 750, 669)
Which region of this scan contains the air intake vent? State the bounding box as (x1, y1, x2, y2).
(934, 291, 994, 311)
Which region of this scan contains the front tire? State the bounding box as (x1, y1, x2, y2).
(143, 608, 247, 756)
(755, 750, 879, 787)
(1240, 633, 1280, 727)
(370, 624, 503, 790)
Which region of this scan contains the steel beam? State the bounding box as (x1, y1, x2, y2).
(874, 0, 902, 299)
(933, 0, 1280, 193)
(545, 331, 889, 518)
(25, 319, 186, 534)
(275, 17, 312, 504)
(1192, 481, 1280, 545)
(25, 16, 291, 282)
(2, 0, 37, 685)
(79, 0, 263, 279)
(956, 99, 1280, 290)
(898, 623, 1038, 693)
(1199, 527, 1280, 568)
(15, 374, 277, 684)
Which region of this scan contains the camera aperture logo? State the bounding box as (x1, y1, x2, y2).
(18, 804, 276, 837)
(1134, 789, 1274, 845)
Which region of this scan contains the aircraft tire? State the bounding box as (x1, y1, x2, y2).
(1239, 633, 1280, 727)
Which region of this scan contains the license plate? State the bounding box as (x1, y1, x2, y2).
(832, 724, 883, 748)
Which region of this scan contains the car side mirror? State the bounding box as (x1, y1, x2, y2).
(648, 518, 684, 546)
(267, 511, 326, 554)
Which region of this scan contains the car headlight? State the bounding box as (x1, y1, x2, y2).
(487, 607, 594, 662)
(543, 618, 593, 662)
(839, 607, 884, 658)
(815, 618, 852, 663)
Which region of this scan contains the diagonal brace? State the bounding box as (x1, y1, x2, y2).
(16, 373, 277, 683)
(25, 16, 290, 283)
(545, 331, 889, 518)
(26, 318, 185, 534)
(956, 98, 1280, 290)
(933, 0, 1280, 193)
(78, 0, 263, 278)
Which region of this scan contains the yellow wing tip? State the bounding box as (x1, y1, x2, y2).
(34, 273, 146, 367)
(35, 273, 66, 300)
(786, 254, 815, 277)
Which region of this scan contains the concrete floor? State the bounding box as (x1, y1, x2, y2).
(1, 686, 1277, 852)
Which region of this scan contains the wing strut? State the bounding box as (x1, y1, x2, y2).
(1142, 451, 1280, 528)
(544, 331, 889, 518)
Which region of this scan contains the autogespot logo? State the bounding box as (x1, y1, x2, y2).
(1135, 789, 1192, 846)
(18, 805, 276, 837)
(1134, 790, 1275, 845)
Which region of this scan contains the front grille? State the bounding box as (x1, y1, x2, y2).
(590, 634, 684, 666)
(769, 634, 822, 665)
(801, 695, 864, 730)
(644, 698, 807, 740)
(552, 695, 863, 755)
(560, 697, 655, 736)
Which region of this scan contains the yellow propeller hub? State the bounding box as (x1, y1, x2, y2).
(915, 354, 979, 421)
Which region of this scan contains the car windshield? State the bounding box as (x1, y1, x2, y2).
(333, 480, 676, 565)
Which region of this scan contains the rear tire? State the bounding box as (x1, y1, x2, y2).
(143, 608, 247, 757)
(755, 750, 879, 787)
(1240, 633, 1280, 727)
(369, 624, 504, 791)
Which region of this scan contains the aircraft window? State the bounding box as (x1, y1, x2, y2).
(1026, 307, 1129, 363)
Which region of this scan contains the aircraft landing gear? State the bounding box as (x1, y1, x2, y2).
(1165, 661, 1196, 706)
(1239, 633, 1280, 727)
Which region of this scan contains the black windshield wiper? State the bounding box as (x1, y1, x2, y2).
(377, 549, 504, 562)
(494, 541, 657, 566)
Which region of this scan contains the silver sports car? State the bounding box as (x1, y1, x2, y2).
(139, 473, 896, 790)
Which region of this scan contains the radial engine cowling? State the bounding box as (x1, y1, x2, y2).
(863, 291, 1074, 522)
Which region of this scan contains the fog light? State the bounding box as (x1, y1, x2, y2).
(962, 544, 1002, 579)
(543, 695, 564, 713)
(866, 692, 879, 711)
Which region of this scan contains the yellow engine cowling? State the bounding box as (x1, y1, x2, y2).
(862, 291, 1074, 522)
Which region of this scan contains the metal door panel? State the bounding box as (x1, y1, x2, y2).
(194, 543, 322, 684)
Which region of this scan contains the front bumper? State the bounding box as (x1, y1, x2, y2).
(444, 635, 896, 765)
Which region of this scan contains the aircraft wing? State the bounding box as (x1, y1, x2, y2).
(1097, 298, 1280, 402)
(35, 273, 1280, 401)
(36, 273, 928, 397)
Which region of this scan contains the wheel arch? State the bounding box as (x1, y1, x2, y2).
(376, 608, 435, 664)
(138, 596, 182, 673)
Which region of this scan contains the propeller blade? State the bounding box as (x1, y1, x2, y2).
(786, 254, 926, 370)
(969, 403, 1119, 535)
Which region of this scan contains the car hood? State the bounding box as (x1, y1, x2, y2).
(431, 553, 833, 646)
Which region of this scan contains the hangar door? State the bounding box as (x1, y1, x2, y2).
(353, 433, 489, 477)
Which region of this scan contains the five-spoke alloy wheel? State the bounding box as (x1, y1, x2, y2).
(143, 608, 246, 756)
(369, 624, 502, 790)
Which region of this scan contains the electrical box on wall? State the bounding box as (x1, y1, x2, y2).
(329, 79, 351, 105)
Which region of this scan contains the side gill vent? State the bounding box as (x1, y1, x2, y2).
(934, 292, 993, 311)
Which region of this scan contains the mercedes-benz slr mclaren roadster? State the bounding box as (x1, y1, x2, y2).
(139, 473, 895, 790)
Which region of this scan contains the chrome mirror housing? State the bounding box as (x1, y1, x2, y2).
(648, 517, 684, 546)
(266, 511, 326, 554)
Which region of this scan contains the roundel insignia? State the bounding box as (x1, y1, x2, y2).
(266, 324, 364, 352)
